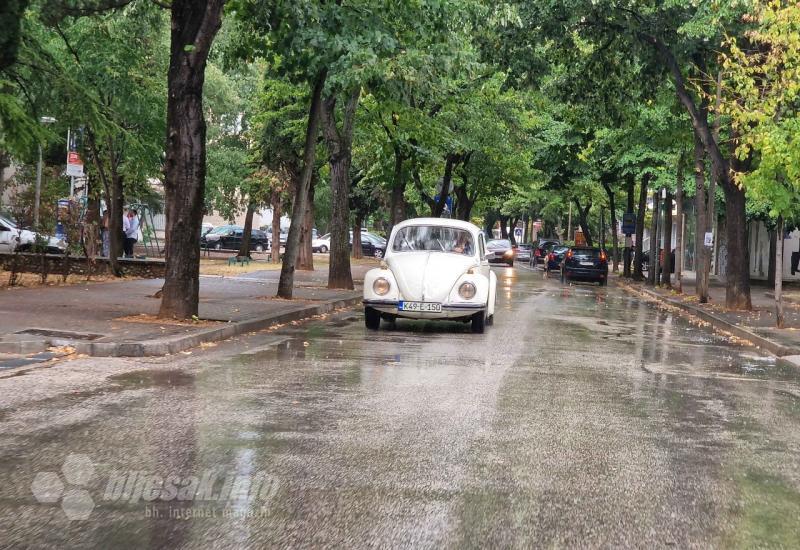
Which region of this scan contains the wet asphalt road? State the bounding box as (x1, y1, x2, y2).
(2, 266, 800, 548)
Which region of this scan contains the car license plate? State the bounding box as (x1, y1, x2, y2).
(580, 261, 595, 267)
(398, 301, 442, 312)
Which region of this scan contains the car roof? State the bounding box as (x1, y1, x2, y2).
(392, 217, 480, 234)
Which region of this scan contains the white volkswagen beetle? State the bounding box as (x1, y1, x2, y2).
(363, 218, 497, 333)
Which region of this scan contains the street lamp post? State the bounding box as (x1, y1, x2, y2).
(33, 116, 56, 228)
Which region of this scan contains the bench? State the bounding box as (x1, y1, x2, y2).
(227, 255, 251, 267)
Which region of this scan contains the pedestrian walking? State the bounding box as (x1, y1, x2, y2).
(123, 208, 139, 258)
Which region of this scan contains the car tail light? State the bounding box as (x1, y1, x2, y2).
(549, 253, 555, 261)
(534, 249, 541, 257)
(566, 249, 573, 259)
(600, 251, 607, 262)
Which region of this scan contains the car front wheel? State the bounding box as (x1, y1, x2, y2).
(374, 249, 384, 259)
(214, 243, 222, 250)
(320, 245, 328, 253)
(471, 311, 486, 333)
(364, 307, 381, 330)
(255, 244, 264, 253)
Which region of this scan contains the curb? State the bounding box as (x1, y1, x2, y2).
(47, 292, 362, 358)
(616, 280, 800, 357)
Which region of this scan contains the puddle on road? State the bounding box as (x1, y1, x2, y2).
(108, 369, 196, 389)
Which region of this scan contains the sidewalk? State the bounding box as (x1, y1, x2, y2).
(616, 272, 800, 357)
(0, 263, 372, 358)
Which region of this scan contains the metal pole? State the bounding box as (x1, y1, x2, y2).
(34, 145, 43, 228)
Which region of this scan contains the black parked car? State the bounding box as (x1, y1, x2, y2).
(545, 245, 570, 273)
(561, 247, 609, 286)
(357, 232, 387, 258)
(532, 239, 561, 265)
(202, 226, 270, 252)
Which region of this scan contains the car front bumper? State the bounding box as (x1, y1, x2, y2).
(363, 299, 485, 319)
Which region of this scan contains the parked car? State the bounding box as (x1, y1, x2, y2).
(533, 239, 561, 265)
(201, 225, 270, 252)
(313, 231, 387, 258)
(362, 218, 497, 333)
(312, 233, 330, 253)
(359, 232, 387, 258)
(0, 215, 66, 254)
(561, 246, 609, 286)
(515, 243, 533, 263)
(545, 245, 570, 273)
(486, 239, 515, 266)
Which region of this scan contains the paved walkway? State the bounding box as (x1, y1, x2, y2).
(0, 264, 371, 357)
(621, 272, 800, 354)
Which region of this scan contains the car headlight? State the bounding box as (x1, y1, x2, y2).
(373, 277, 391, 296)
(459, 281, 477, 300)
(503, 250, 514, 258)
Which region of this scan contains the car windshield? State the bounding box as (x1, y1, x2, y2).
(572, 248, 601, 258)
(486, 239, 511, 250)
(553, 246, 570, 254)
(0, 216, 18, 230)
(392, 225, 474, 255)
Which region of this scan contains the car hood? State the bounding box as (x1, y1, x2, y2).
(387, 252, 477, 302)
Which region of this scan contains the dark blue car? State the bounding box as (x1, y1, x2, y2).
(545, 245, 570, 272)
(561, 247, 609, 286)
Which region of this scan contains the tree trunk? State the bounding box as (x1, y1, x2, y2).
(623, 174, 635, 278)
(694, 131, 709, 303)
(352, 217, 363, 259)
(768, 228, 777, 286)
(723, 183, 752, 309)
(601, 178, 619, 272)
(650, 37, 751, 310)
(454, 184, 474, 221)
(277, 70, 326, 298)
(158, 0, 225, 319)
(297, 177, 315, 271)
(321, 87, 360, 290)
(633, 173, 649, 280)
(499, 216, 509, 239)
(86, 129, 122, 273)
(389, 146, 406, 231)
(648, 189, 659, 286)
(675, 157, 685, 293)
(776, 216, 785, 328)
(109, 172, 124, 263)
(237, 202, 255, 257)
(433, 154, 458, 217)
(270, 187, 281, 264)
(574, 198, 594, 247)
(662, 190, 673, 287)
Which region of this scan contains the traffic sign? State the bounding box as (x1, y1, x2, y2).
(622, 212, 636, 235)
